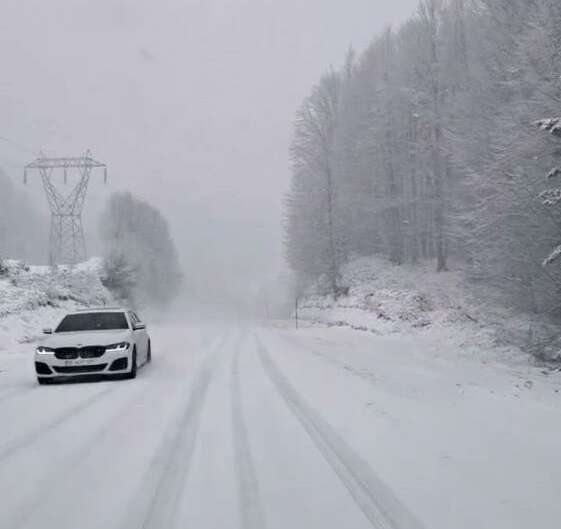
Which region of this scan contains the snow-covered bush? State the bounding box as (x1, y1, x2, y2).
(297, 255, 561, 363)
(299, 256, 466, 331)
(100, 250, 137, 302)
(0, 259, 115, 351)
(0, 259, 112, 315)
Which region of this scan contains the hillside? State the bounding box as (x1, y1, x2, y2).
(298, 256, 561, 367)
(0, 258, 114, 353)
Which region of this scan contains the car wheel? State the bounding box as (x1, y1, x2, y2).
(147, 340, 152, 364)
(37, 377, 50, 385)
(126, 348, 137, 379)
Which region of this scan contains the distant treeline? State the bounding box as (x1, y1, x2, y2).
(0, 168, 47, 262)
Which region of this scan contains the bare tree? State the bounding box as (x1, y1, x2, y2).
(288, 71, 343, 294)
(285, 0, 561, 317)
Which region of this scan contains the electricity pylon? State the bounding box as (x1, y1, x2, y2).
(24, 151, 107, 265)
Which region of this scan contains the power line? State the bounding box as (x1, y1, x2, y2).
(0, 135, 37, 156)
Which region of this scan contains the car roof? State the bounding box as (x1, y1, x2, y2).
(72, 307, 129, 314)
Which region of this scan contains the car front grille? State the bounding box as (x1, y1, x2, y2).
(54, 346, 106, 360)
(53, 364, 108, 374)
(54, 348, 79, 360)
(79, 346, 106, 359)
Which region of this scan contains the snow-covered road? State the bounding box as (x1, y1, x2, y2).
(1, 324, 560, 529)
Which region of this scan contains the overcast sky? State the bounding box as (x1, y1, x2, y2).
(0, 0, 418, 304)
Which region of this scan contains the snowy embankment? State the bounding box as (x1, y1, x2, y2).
(0, 258, 114, 353)
(299, 256, 557, 365)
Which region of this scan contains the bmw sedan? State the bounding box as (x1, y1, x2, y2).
(34, 308, 151, 384)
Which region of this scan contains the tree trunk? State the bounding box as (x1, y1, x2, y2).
(325, 163, 339, 295)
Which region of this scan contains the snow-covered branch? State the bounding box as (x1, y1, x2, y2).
(539, 188, 561, 206)
(535, 118, 561, 138)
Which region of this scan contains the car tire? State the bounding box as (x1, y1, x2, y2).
(126, 349, 137, 379)
(147, 340, 152, 364)
(37, 377, 50, 385)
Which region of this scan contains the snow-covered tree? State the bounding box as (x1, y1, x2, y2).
(285, 0, 561, 316)
(286, 71, 344, 294)
(100, 249, 137, 302)
(99, 192, 183, 306)
(536, 118, 561, 267)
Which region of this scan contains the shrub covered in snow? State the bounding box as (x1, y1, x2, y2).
(100, 251, 137, 302)
(297, 255, 561, 364)
(300, 256, 475, 329)
(0, 258, 114, 352)
(0, 258, 111, 316)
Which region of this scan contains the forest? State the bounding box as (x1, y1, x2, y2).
(285, 0, 561, 318)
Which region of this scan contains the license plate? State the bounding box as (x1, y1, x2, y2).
(64, 359, 96, 367)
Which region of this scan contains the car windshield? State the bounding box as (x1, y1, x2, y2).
(55, 312, 129, 333)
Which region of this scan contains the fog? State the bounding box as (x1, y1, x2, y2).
(0, 0, 417, 309)
(3, 5, 561, 526)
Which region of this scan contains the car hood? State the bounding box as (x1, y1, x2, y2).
(42, 330, 131, 348)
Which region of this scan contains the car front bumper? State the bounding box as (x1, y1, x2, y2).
(35, 348, 133, 378)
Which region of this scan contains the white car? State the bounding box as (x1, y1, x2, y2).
(35, 308, 151, 384)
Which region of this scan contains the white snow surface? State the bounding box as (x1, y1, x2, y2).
(0, 258, 113, 351)
(298, 256, 550, 365)
(1, 323, 560, 529)
(1, 256, 561, 528)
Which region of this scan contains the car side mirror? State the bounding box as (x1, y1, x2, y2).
(43, 328, 53, 335)
(134, 323, 146, 330)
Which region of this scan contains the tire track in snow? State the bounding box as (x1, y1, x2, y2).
(0, 384, 117, 462)
(276, 333, 387, 395)
(277, 333, 356, 371)
(122, 332, 230, 529)
(231, 337, 267, 529)
(4, 379, 153, 529)
(256, 338, 425, 529)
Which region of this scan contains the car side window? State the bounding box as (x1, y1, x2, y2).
(132, 312, 142, 324)
(128, 311, 138, 329)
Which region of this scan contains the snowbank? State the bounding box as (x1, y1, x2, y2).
(0, 258, 114, 353)
(298, 256, 553, 365)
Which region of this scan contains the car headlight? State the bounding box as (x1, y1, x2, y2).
(105, 342, 130, 351)
(36, 346, 55, 354)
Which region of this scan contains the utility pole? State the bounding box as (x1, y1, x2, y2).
(24, 151, 107, 265)
(295, 296, 299, 329)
